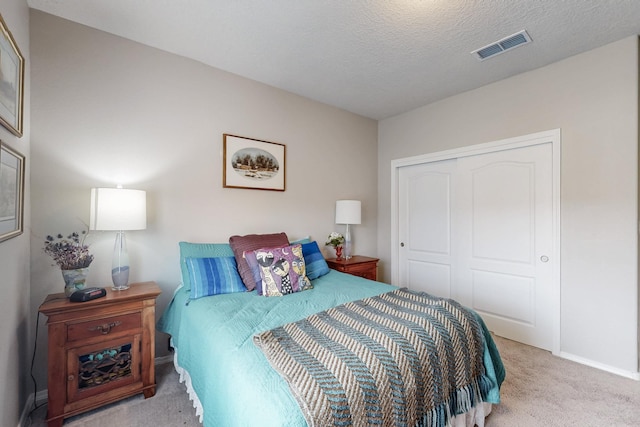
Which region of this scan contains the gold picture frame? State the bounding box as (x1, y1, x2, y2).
(223, 134, 286, 191)
(0, 14, 25, 137)
(0, 141, 25, 242)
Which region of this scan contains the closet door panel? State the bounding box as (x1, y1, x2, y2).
(398, 159, 456, 297)
(457, 143, 554, 350)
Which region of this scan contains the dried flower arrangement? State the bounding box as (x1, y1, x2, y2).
(44, 230, 94, 270)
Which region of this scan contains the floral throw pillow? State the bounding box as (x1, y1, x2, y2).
(253, 244, 312, 297)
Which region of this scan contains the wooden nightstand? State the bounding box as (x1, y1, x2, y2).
(326, 255, 379, 281)
(39, 281, 161, 427)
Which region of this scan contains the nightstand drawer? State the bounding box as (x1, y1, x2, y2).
(67, 312, 141, 342)
(347, 265, 377, 281)
(326, 256, 379, 282)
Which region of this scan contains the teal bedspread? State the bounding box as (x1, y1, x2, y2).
(157, 270, 504, 426)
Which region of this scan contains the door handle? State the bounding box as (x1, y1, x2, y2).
(400, 242, 405, 247)
(540, 255, 549, 263)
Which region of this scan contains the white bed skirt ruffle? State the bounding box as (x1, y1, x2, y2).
(170, 342, 492, 426)
(450, 402, 493, 427)
(171, 343, 205, 423)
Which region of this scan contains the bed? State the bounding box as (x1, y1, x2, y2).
(157, 237, 504, 427)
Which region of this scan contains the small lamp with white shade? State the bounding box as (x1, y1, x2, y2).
(90, 187, 147, 290)
(335, 200, 361, 260)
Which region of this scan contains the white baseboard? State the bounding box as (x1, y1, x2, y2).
(35, 389, 48, 405)
(559, 351, 640, 380)
(18, 389, 48, 427)
(20, 355, 176, 426)
(155, 354, 174, 365)
(18, 393, 34, 427)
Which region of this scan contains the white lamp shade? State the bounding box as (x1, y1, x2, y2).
(335, 200, 361, 225)
(90, 188, 147, 231)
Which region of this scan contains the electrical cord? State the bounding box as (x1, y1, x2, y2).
(28, 295, 69, 422)
(28, 311, 45, 421)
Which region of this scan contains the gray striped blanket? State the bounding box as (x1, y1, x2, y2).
(254, 288, 492, 427)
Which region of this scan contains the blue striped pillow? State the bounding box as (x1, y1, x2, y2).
(185, 256, 246, 299)
(179, 241, 234, 291)
(301, 241, 330, 280)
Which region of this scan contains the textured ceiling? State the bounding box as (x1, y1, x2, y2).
(27, 0, 640, 120)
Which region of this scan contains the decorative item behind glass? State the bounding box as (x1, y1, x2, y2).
(0, 14, 25, 137)
(78, 343, 133, 389)
(223, 134, 286, 191)
(0, 141, 24, 242)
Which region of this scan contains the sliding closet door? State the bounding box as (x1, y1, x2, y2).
(398, 159, 457, 297)
(397, 139, 555, 351)
(456, 143, 554, 350)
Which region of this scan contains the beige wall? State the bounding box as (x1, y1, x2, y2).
(0, 1, 31, 426)
(378, 37, 639, 375)
(29, 10, 378, 396)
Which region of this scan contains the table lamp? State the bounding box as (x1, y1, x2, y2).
(90, 187, 147, 290)
(335, 200, 361, 260)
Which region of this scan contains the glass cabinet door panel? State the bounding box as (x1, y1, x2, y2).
(67, 334, 142, 403)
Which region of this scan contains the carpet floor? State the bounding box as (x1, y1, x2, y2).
(28, 335, 640, 426)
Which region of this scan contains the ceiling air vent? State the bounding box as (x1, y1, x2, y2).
(471, 30, 532, 61)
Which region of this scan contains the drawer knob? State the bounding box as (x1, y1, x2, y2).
(68, 375, 74, 382)
(89, 321, 122, 335)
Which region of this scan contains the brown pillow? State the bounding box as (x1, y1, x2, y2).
(229, 232, 289, 291)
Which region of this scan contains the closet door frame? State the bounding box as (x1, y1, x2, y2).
(390, 128, 561, 355)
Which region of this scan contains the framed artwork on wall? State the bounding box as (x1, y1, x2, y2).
(223, 134, 286, 191)
(0, 14, 25, 137)
(0, 141, 25, 242)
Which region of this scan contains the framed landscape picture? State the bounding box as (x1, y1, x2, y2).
(223, 134, 286, 191)
(0, 14, 25, 137)
(0, 141, 25, 242)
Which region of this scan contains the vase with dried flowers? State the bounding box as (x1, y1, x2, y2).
(44, 230, 94, 297)
(325, 231, 345, 260)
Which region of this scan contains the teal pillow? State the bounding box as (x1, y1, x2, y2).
(179, 241, 234, 290)
(185, 256, 245, 299)
(301, 241, 330, 280)
(290, 236, 311, 245)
